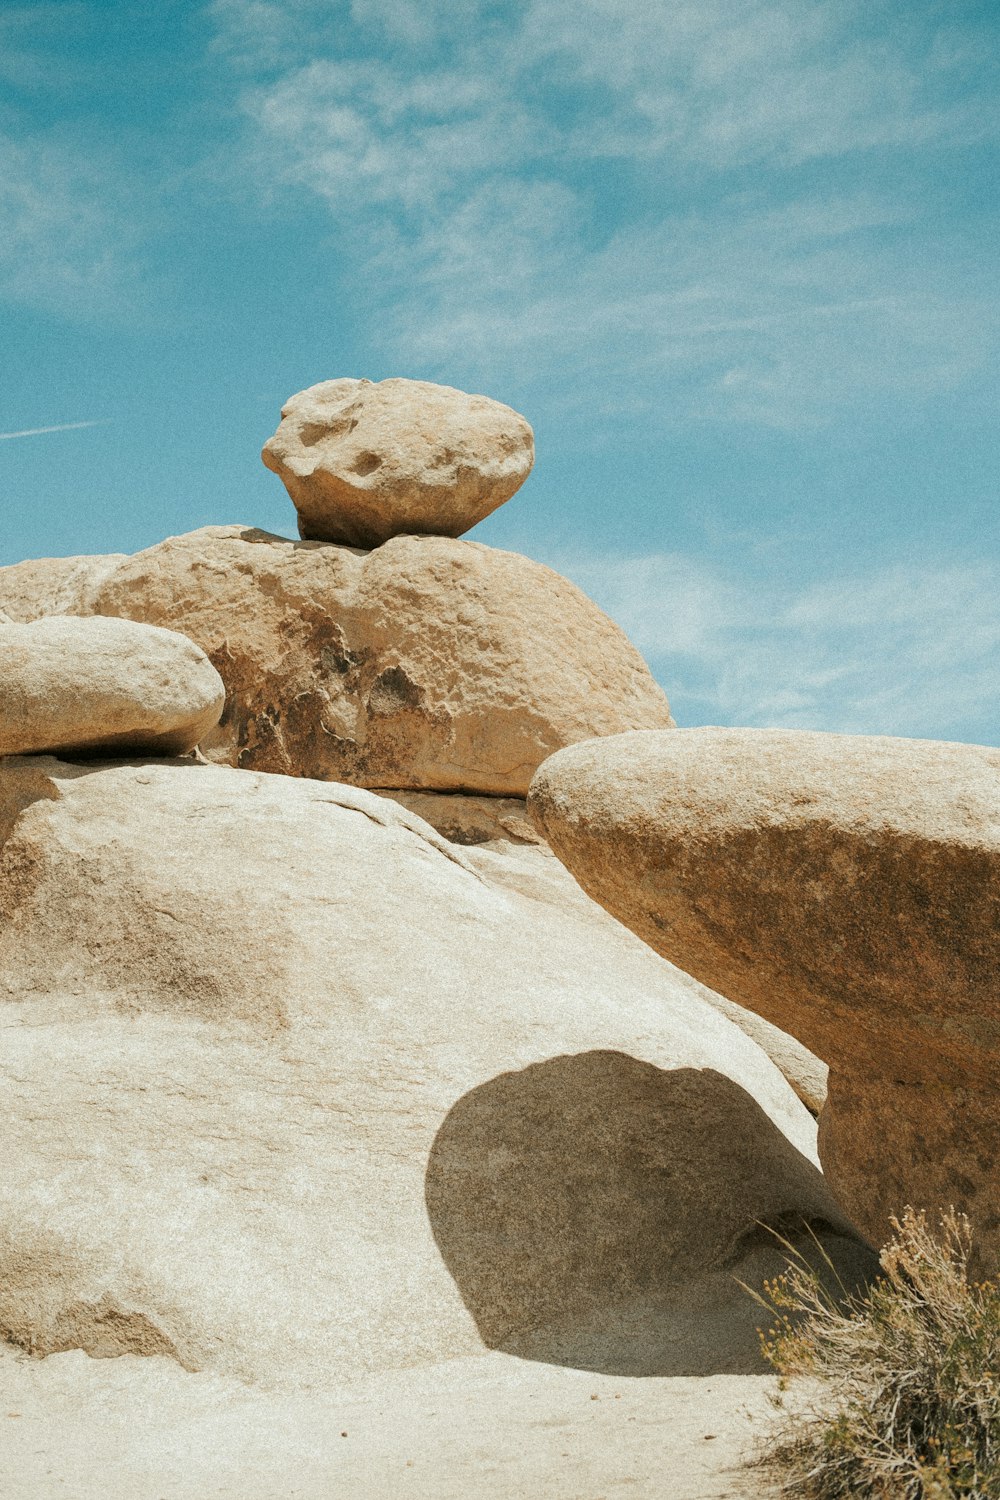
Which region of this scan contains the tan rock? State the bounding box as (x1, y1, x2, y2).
(0, 755, 869, 1390)
(0, 552, 125, 621)
(261, 378, 535, 548)
(0, 616, 224, 758)
(0, 526, 674, 794)
(528, 727, 1000, 1263)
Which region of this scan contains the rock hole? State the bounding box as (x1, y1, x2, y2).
(367, 666, 424, 717)
(350, 450, 383, 476)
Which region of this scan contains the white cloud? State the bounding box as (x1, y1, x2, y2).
(382, 194, 994, 428)
(211, 0, 999, 425)
(552, 550, 1000, 742)
(248, 58, 543, 213)
(520, 0, 994, 165)
(214, 0, 997, 170)
(0, 130, 147, 319)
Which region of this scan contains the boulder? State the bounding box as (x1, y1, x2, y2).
(0, 526, 675, 794)
(0, 755, 869, 1389)
(0, 1337, 803, 1500)
(528, 728, 1000, 1263)
(261, 378, 535, 548)
(0, 552, 125, 622)
(0, 615, 224, 758)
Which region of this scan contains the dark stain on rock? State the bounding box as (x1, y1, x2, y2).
(367, 666, 425, 717)
(320, 638, 363, 677)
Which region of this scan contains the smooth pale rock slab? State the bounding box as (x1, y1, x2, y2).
(0, 616, 224, 758)
(0, 1345, 785, 1500)
(0, 526, 675, 794)
(379, 789, 827, 1113)
(262, 378, 535, 548)
(528, 727, 1000, 1262)
(0, 755, 869, 1391)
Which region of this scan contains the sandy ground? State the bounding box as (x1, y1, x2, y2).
(0, 1344, 783, 1500)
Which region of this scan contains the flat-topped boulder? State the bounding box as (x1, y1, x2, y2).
(0, 527, 675, 795)
(0, 615, 224, 758)
(528, 728, 1000, 1265)
(262, 378, 535, 548)
(0, 754, 869, 1389)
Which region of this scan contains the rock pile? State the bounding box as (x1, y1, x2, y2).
(0, 754, 868, 1388)
(2, 375, 879, 1500)
(0, 380, 675, 795)
(528, 727, 1000, 1269)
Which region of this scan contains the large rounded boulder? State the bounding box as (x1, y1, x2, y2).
(0, 754, 868, 1388)
(0, 615, 224, 758)
(528, 727, 1000, 1265)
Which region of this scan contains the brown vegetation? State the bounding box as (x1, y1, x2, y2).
(754, 1209, 1000, 1498)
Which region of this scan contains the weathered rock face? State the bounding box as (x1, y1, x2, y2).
(262, 378, 535, 548)
(0, 616, 224, 758)
(0, 527, 675, 795)
(0, 756, 867, 1388)
(528, 727, 1000, 1263)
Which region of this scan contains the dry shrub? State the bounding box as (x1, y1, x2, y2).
(753, 1208, 1000, 1498)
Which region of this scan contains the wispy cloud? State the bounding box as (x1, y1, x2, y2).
(0, 419, 112, 442)
(0, 128, 148, 319)
(0, 6, 157, 322)
(210, 0, 999, 426)
(551, 550, 1000, 743)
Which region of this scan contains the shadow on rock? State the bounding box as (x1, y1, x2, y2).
(425, 1050, 878, 1377)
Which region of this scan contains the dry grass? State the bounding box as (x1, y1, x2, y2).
(751, 1209, 1000, 1499)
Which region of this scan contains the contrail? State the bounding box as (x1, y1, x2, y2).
(0, 419, 112, 442)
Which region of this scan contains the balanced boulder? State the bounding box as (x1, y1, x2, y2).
(528, 727, 1000, 1264)
(0, 527, 675, 794)
(0, 615, 224, 758)
(262, 378, 535, 548)
(0, 754, 869, 1389)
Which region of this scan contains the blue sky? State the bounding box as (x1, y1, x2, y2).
(2, 0, 998, 740)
